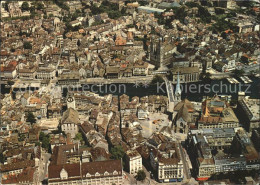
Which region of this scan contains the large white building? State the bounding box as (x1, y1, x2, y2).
(36, 68, 56, 79)
(150, 143, 184, 183)
(125, 150, 142, 175)
(1, 66, 17, 79)
(48, 160, 123, 185)
(238, 97, 260, 132)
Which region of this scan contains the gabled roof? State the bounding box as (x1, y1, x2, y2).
(61, 108, 80, 125)
(81, 160, 122, 177)
(48, 163, 81, 179)
(176, 104, 191, 122)
(174, 99, 194, 112)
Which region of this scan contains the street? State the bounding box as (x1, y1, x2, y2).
(38, 150, 51, 182)
(178, 143, 191, 180)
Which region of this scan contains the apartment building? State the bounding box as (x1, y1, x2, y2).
(125, 150, 142, 175)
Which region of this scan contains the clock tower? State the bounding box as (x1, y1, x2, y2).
(67, 93, 75, 109)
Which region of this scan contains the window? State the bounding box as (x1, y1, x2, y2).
(104, 171, 109, 176)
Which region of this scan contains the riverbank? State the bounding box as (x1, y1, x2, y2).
(80, 76, 153, 84)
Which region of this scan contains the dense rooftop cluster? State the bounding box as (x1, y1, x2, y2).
(0, 0, 259, 185)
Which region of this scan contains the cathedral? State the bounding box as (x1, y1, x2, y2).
(149, 36, 176, 68)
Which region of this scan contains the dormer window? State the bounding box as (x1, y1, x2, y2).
(86, 173, 91, 177)
(104, 171, 109, 176)
(60, 168, 68, 179)
(113, 170, 118, 175)
(95, 172, 100, 176)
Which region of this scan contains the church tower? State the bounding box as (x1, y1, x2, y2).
(149, 36, 164, 68)
(175, 72, 181, 103)
(158, 37, 164, 67)
(67, 93, 75, 110)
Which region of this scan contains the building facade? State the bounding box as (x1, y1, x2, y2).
(60, 108, 80, 138)
(172, 67, 200, 84)
(237, 98, 260, 132)
(48, 160, 123, 185)
(36, 68, 56, 79)
(198, 96, 239, 129)
(150, 144, 184, 183)
(125, 150, 142, 175)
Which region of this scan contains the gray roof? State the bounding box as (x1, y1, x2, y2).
(176, 104, 191, 122)
(61, 108, 80, 125)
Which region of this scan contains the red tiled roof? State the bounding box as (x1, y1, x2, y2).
(2, 167, 35, 184)
(81, 160, 122, 177)
(48, 163, 81, 179)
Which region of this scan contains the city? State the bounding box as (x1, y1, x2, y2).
(0, 0, 259, 185)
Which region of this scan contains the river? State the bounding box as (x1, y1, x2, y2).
(78, 77, 260, 101)
(2, 77, 259, 102)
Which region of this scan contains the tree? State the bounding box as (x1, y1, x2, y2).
(185, 2, 198, 8)
(151, 75, 164, 85)
(108, 10, 121, 19)
(135, 170, 146, 181)
(54, 0, 69, 11)
(23, 42, 32, 49)
(232, 69, 245, 78)
(120, 6, 126, 15)
(26, 112, 36, 125)
(39, 132, 50, 150)
(92, 20, 104, 26)
(175, 7, 187, 23)
(36, 3, 44, 10)
(75, 133, 84, 144)
(110, 145, 125, 160)
(75, 133, 83, 140)
(42, 136, 50, 149)
(200, 72, 212, 84)
(29, 6, 35, 13)
(198, 6, 211, 23)
(210, 18, 238, 33)
(39, 132, 45, 141)
(236, 0, 254, 7)
(21, 2, 29, 11)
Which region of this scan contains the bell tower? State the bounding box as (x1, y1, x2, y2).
(67, 93, 75, 109)
(175, 72, 182, 103)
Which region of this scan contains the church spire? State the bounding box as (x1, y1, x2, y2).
(175, 71, 181, 102)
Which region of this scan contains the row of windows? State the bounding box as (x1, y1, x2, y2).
(199, 123, 238, 129)
(50, 178, 122, 185)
